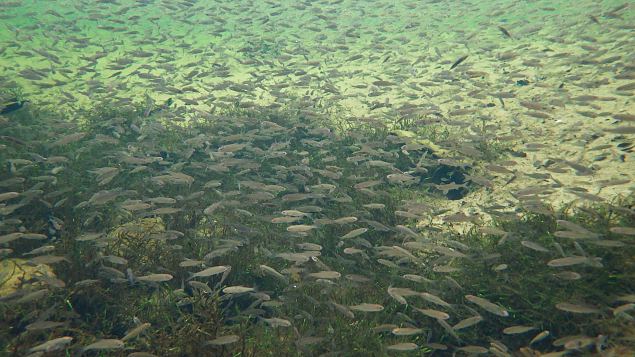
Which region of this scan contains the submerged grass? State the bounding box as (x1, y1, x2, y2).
(0, 96, 634, 356)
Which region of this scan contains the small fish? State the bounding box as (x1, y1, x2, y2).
(189, 265, 231, 279)
(450, 55, 469, 70)
(330, 301, 355, 319)
(386, 342, 419, 351)
(14, 289, 49, 304)
(341, 227, 367, 239)
(420, 292, 451, 308)
(0, 232, 23, 244)
(262, 317, 292, 328)
(402, 274, 432, 283)
(259, 264, 288, 283)
(520, 240, 550, 252)
(456, 345, 488, 354)
(286, 224, 316, 233)
(497, 26, 512, 38)
(122, 323, 151, 342)
(502, 325, 536, 334)
(391, 327, 424, 336)
(349, 303, 384, 312)
(493, 264, 508, 272)
(223, 285, 255, 294)
(610, 226, 635, 236)
(547, 256, 591, 267)
(387, 287, 408, 305)
(271, 216, 301, 223)
(206, 335, 240, 346)
(23, 245, 55, 256)
(465, 295, 509, 317)
(0, 191, 19, 202)
(27, 336, 73, 353)
(553, 271, 582, 280)
(281, 209, 308, 217)
(333, 216, 358, 224)
(179, 259, 204, 267)
(297, 243, 322, 251)
(81, 339, 125, 353)
(529, 330, 550, 345)
(137, 274, 173, 283)
(613, 303, 635, 317)
(308, 271, 341, 279)
(555, 302, 600, 314)
(452, 315, 483, 330)
(415, 308, 450, 320)
(25, 321, 65, 331)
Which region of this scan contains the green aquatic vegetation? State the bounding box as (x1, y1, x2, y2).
(241, 37, 283, 60)
(0, 84, 25, 105)
(477, 135, 514, 162)
(451, 200, 635, 350)
(1, 96, 634, 356)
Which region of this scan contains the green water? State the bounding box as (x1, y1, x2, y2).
(1, 0, 634, 356)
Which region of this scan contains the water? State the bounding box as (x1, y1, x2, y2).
(1, 1, 634, 356)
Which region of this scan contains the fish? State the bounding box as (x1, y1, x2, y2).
(27, 336, 73, 353)
(122, 322, 151, 342)
(391, 327, 423, 336)
(465, 295, 509, 317)
(456, 345, 488, 354)
(81, 339, 125, 353)
(520, 240, 550, 253)
(307, 271, 341, 279)
(553, 271, 582, 280)
(610, 226, 635, 236)
(297, 243, 322, 251)
(341, 227, 368, 239)
(402, 274, 432, 283)
(613, 303, 635, 317)
(259, 265, 288, 283)
(415, 308, 450, 320)
(0, 192, 19, 202)
(420, 292, 451, 308)
(497, 26, 513, 38)
(189, 265, 231, 279)
(179, 259, 205, 268)
(262, 317, 292, 328)
(206, 335, 240, 345)
(1, 8, 633, 354)
(529, 330, 550, 345)
(13, 289, 49, 304)
(137, 274, 173, 283)
(502, 325, 536, 334)
(223, 286, 255, 294)
(387, 287, 408, 305)
(25, 321, 65, 331)
(330, 301, 355, 319)
(452, 315, 483, 330)
(450, 55, 469, 70)
(547, 256, 592, 267)
(386, 342, 418, 351)
(349, 303, 384, 312)
(555, 302, 601, 314)
(287, 224, 317, 233)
